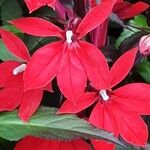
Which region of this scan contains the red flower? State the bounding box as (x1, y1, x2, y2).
(24, 0, 56, 13)
(59, 47, 150, 146)
(14, 136, 91, 150)
(10, 0, 116, 104)
(0, 29, 52, 121)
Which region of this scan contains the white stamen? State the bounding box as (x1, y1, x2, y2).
(99, 89, 109, 101)
(13, 64, 27, 75)
(66, 30, 73, 44)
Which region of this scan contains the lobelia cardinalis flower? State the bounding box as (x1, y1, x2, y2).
(14, 136, 91, 150)
(0, 29, 52, 121)
(59, 47, 150, 147)
(10, 0, 116, 104)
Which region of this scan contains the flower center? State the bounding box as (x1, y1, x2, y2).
(99, 89, 109, 101)
(66, 30, 73, 44)
(13, 64, 27, 75)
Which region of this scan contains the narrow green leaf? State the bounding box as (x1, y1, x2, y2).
(0, 107, 123, 147)
(129, 15, 150, 29)
(115, 15, 150, 49)
(1, 25, 21, 35)
(116, 144, 150, 150)
(115, 27, 139, 49)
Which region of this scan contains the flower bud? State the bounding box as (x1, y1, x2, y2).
(139, 35, 150, 56)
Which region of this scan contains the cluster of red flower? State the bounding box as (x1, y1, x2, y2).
(0, 0, 150, 149)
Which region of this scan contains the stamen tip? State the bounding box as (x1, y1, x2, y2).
(66, 30, 73, 44)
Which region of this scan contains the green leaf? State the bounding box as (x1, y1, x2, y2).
(116, 144, 150, 150)
(1, 0, 23, 25)
(116, 146, 136, 150)
(24, 36, 57, 52)
(137, 58, 150, 83)
(129, 15, 150, 29)
(1, 25, 21, 35)
(0, 107, 123, 147)
(115, 27, 138, 49)
(0, 40, 19, 61)
(115, 15, 150, 49)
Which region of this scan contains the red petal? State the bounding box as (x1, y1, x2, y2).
(113, 1, 131, 13)
(76, 0, 116, 38)
(0, 61, 21, 86)
(14, 136, 90, 150)
(0, 76, 23, 111)
(23, 41, 63, 90)
(114, 2, 149, 20)
(118, 111, 148, 146)
(58, 93, 97, 114)
(19, 89, 43, 122)
(24, 0, 56, 13)
(113, 83, 150, 115)
(24, 0, 45, 13)
(47, 0, 56, 8)
(0, 87, 22, 111)
(0, 29, 30, 62)
(116, 0, 123, 2)
(110, 47, 138, 88)
(89, 0, 97, 8)
(10, 17, 63, 38)
(57, 45, 87, 103)
(60, 139, 91, 150)
(78, 41, 109, 90)
(91, 140, 115, 150)
(89, 102, 119, 136)
(14, 136, 55, 150)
